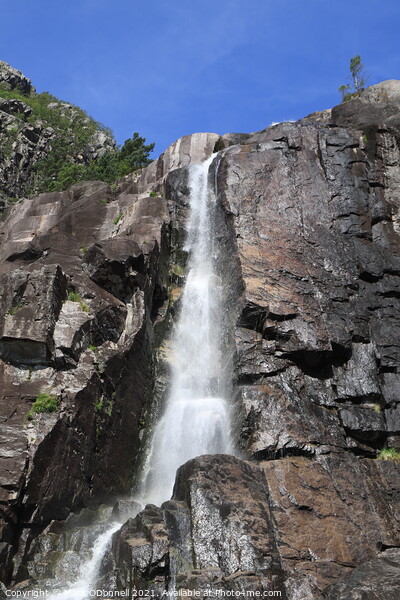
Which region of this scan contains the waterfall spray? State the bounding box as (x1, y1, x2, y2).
(139, 154, 234, 505)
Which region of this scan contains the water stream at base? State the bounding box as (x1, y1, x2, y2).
(46, 154, 234, 598)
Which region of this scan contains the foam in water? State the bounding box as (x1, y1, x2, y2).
(41, 154, 234, 597)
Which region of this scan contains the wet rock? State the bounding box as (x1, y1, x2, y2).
(333, 342, 381, 400)
(172, 455, 278, 578)
(19, 504, 116, 586)
(102, 455, 285, 595)
(99, 505, 169, 595)
(111, 499, 142, 523)
(237, 374, 347, 458)
(102, 453, 400, 599)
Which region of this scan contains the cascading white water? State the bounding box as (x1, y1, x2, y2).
(47, 523, 120, 600)
(41, 154, 234, 598)
(139, 154, 233, 505)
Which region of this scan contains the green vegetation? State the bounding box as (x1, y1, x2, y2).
(89, 344, 97, 352)
(377, 447, 400, 462)
(113, 212, 123, 225)
(338, 55, 367, 102)
(67, 291, 81, 302)
(8, 302, 23, 315)
(47, 132, 154, 192)
(27, 393, 59, 419)
(94, 394, 114, 444)
(66, 291, 89, 311)
(79, 300, 89, 313)
(95, 397, 104, 413)
(171, 264, 185, 277)
(105, 401, 113, 417)
(0, 81, 154, 195)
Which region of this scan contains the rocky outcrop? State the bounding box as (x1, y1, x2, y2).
(224, 104, 400, 460)
(1, 81, 400, 599)
(0, 62, 34, 95)
(99, 455, 284, 596)
(331, 79, 400, 139)
(99, 452, 399, 598)
(0, 61, 115, 201)
(0, 176, 172, 582)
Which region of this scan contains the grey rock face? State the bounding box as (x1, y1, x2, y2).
(222, 118, 400, 459)
(332, 79, 400, 139)
(100, 455, 284, 596)
(321, 548, 400, 600)
(0, 61, 34, 95)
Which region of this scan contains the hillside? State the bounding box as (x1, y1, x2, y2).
(0, 61, 154, 206)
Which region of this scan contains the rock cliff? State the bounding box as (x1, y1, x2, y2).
(0, 81, 400, 599)
(0, 61, 115, 204)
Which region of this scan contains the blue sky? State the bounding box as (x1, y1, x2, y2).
(1, 0, 399, 156)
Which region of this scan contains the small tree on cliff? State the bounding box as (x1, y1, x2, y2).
(350, 55, 366, 93)
(119, 132, 155, 171)
(338, 55, 367, 102)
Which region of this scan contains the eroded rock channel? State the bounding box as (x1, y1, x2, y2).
(1, 82, 400, 599)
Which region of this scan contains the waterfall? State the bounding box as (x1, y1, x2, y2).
(139, 154, 234, 505)
(47, 524, 121, 600)
(41, 153, 235, 598)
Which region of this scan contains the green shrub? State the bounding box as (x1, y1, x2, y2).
(377, 447, 400, 462)
(95, 397, 104, 413)
(67, 291, 81, 302)
(33, 133, 154, 193)
(113, 213, 123, 225)
(27, 393, 59, 419)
